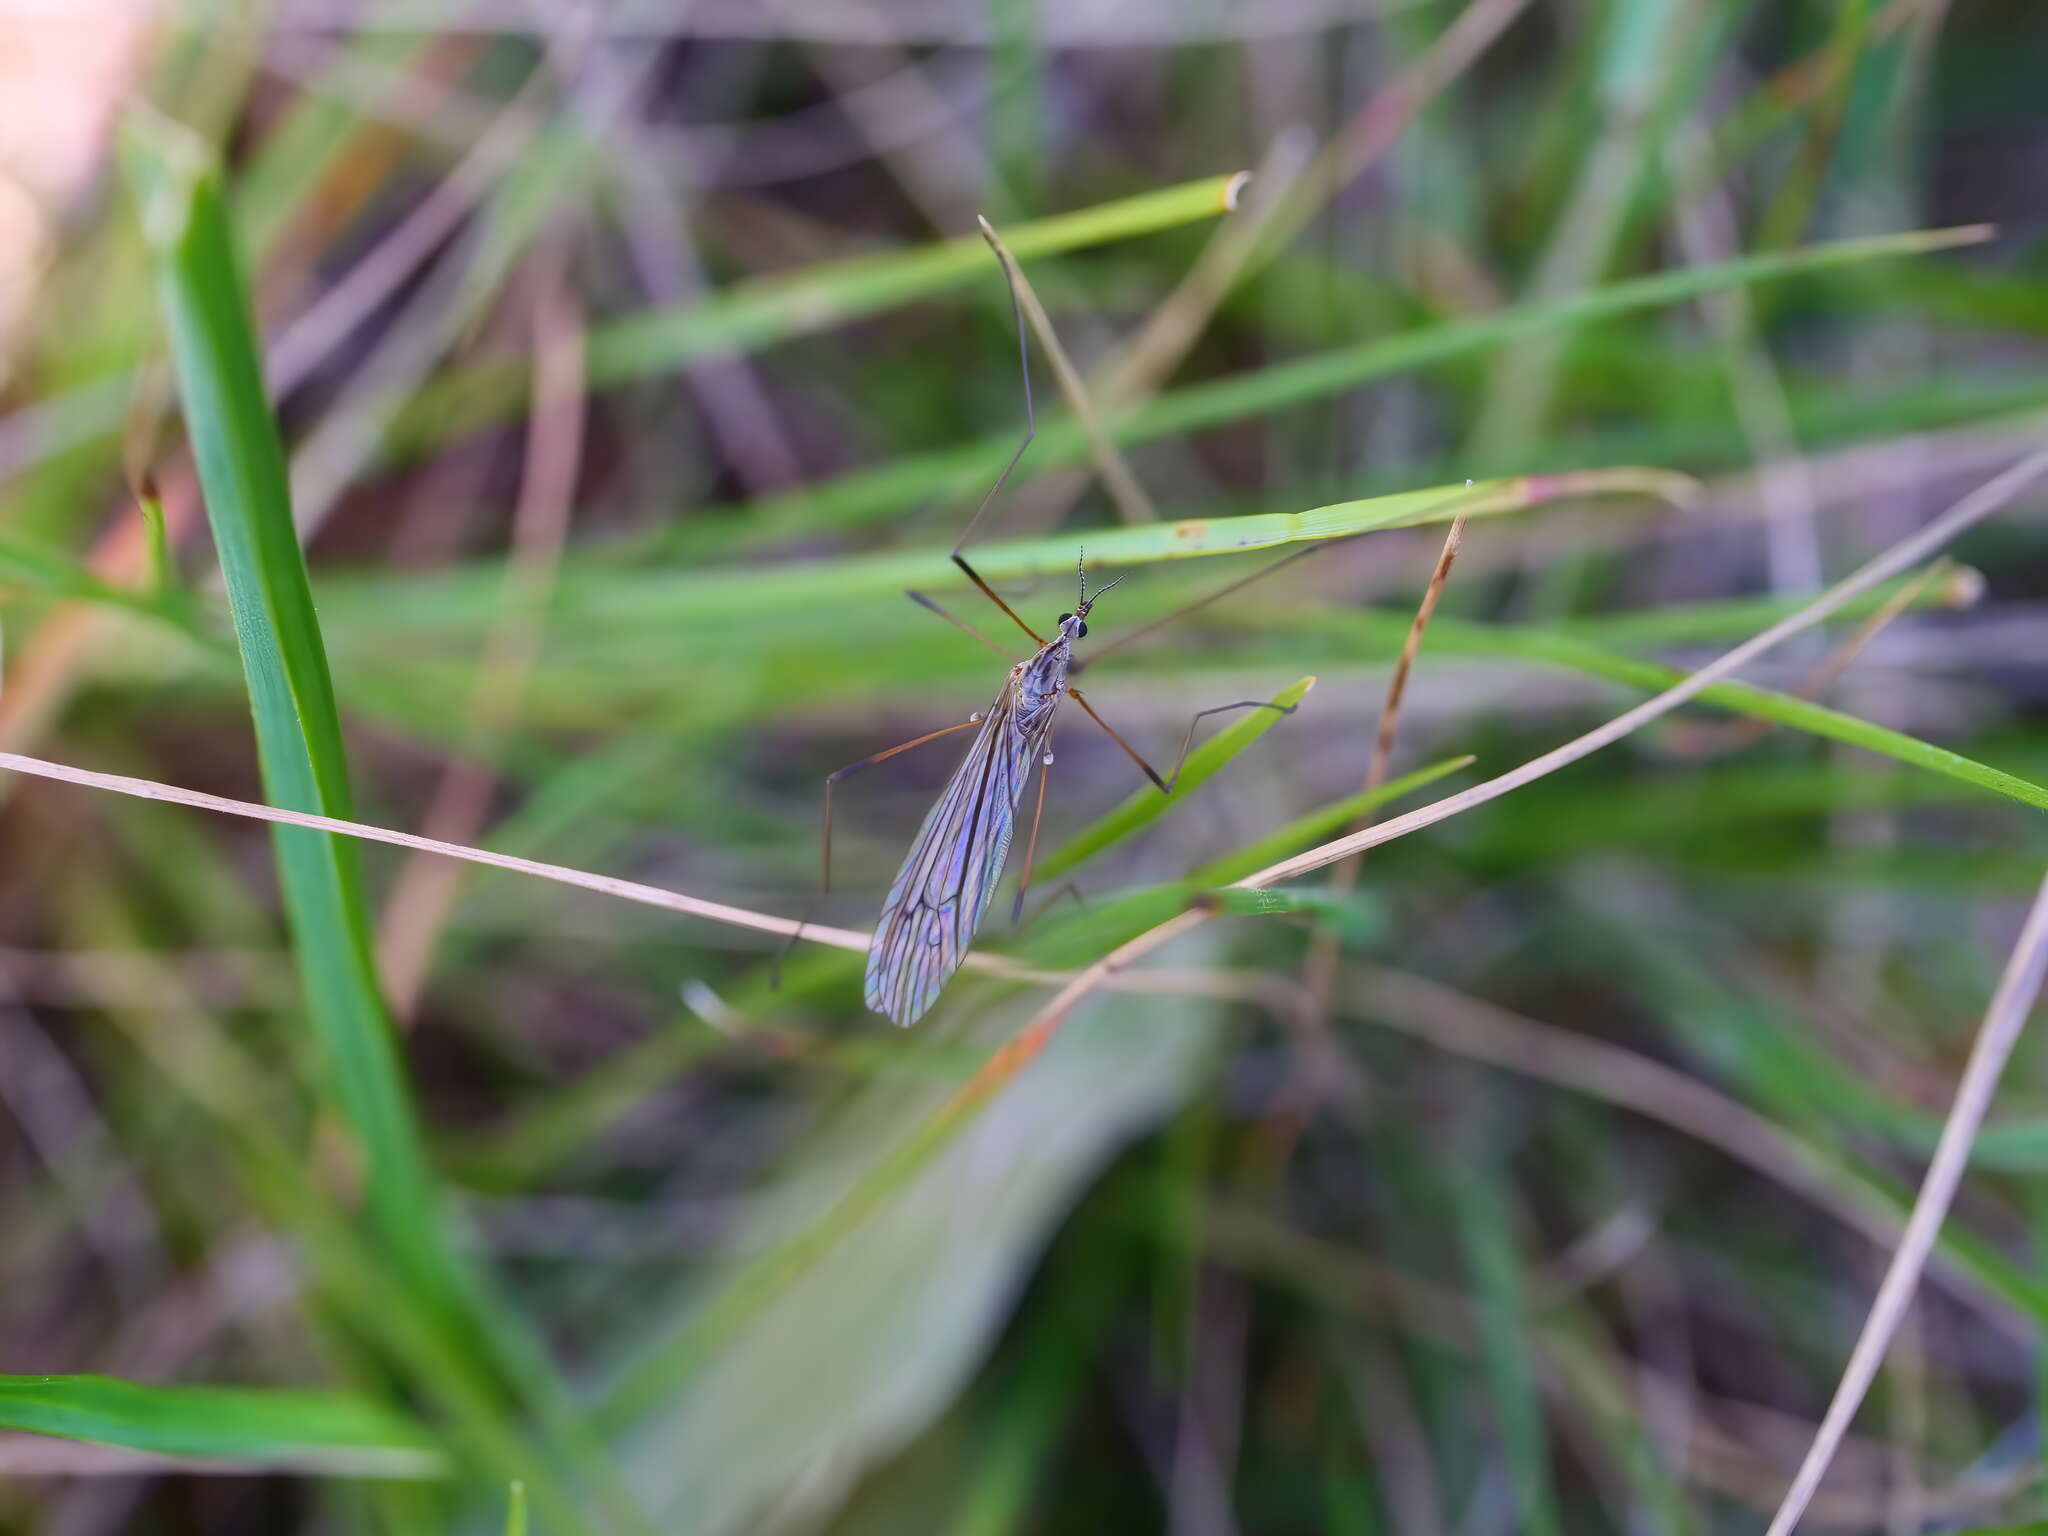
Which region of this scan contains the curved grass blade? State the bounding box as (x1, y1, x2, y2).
(1031, 676, 1314, 886)
(0, 1375, 443, 1479)
(128, 111, 641, 1536)
(124, 102, 485, 1373)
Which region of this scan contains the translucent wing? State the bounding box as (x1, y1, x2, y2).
(864, 679, 1053, 1026)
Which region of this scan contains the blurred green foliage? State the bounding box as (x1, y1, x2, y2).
(1, 2, 2046, 1533)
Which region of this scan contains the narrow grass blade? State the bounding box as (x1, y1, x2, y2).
(1449, 1165, 1560, 1536)
(1007, 753, 1474, 974)
(656, 223, 1987, 546)
(123, 107, 475, 1350)
(0, 1375, 443, 1480)
(390, 173, 1247, 452)
(1032, 676, 1315, 885)
(384, 468, 1682, 633)
(1013, 756, 1472, 970)
(0, 530, 191, 623)
(1192, 754, 1478, 886)
(1291, 608, 2048, 813)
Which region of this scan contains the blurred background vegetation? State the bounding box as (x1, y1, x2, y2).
(1, 0, 2046, 1531)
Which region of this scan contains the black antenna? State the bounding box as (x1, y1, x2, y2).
(1081, 568, 1127, 613)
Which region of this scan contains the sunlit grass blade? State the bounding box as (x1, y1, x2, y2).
(649, 223, 1988, 548)
(1564, 564, 1980, 648)
(354, 468, 1684, 636)
(389, 173, 1247, 453)
(0, 1375, 443, 1479)
(123, 104, 478, 1359)
(128, 114, 652, 1535)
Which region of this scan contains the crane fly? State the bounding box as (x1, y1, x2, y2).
(862, 559, 1119, 1025)
(792, 214, 1296, 1027)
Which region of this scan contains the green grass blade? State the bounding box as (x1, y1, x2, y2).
(1556, 650, 2048, 813)
(0, 530, 179, 618)
(1190, 754, 1477, 885)
(123, 107, 472, 1346)
(0, 1375, 443, 1479)
(654, 223, 1985, 547)
(1327, 606, 2048, 813)
(596, 175, 1244, 379)
(1199, 886, 1379, 926)
(389, 173, 1246, 453)
(1448, 1167, 1560, 1536)
(1031, 676, 1315, 885)
(358, 468, 1678, 635)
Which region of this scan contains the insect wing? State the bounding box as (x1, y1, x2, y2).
(864, 684, 1050, 1025)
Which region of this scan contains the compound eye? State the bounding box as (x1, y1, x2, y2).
(1057, 611, 1073, 625)
(1077, 620, 1089, 639)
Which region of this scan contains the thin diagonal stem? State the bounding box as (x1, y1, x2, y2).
(1765, 871, 2048, 1536)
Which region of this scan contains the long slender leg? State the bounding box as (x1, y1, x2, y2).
(905, 589, 1021, 663)
(947, 219, 1048, 646)
(779, 716, 984, 972)
(1011, 728, 1054, 922)
(1068, 686, 1294, 794)
(1023, 881, 1089, 925)
(1158, 700, 1296, 791)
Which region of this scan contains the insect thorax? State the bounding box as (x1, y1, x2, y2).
(1017, 639, 1070, 723)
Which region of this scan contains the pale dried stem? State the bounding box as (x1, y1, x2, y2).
(0, 750, 870, 950)
(978, 217, 1161, 526)
(1258, 514, 1469, 1170)
(1677, 559, 1954, 757)
(1765, 867, 2048, 1536)
(1091, 130, 1317, 409)
(1300, 515, 1468, 997)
